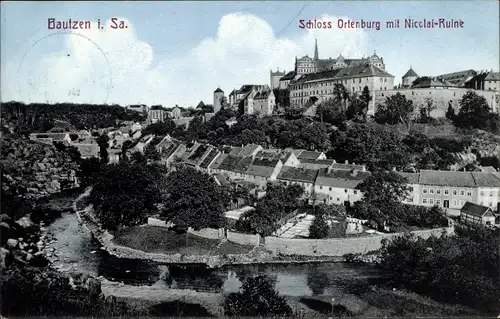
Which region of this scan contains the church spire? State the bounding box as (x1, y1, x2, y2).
(314, 38, 319, 60)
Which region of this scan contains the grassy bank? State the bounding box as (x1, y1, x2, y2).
(113, 226, 254, 256)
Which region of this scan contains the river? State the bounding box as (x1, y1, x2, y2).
(42, 203, 480, 317)
(47, 212, 380, 293)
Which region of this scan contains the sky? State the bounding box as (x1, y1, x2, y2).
(1, 1, 499, 108)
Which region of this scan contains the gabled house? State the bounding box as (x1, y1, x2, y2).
(315, 167, 370, 205)
(277, 167, 319, 197)
(460, 202, 496, 226)
(199, 148, 221, 173)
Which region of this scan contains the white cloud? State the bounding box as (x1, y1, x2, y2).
(2, 14, 370, 107)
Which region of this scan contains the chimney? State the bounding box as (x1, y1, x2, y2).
(345, 160, 348, 164)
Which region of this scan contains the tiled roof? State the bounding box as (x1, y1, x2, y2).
(291, 70, 342, 86)
(471, 172, 500, 187)
(485, 72, 500, 81)
(284, 148, 305, 158)
(160, 143, 179, 160)
(199, 148, 220, 169)
(461, 202, 492, 217)
(246, 163, 278, 178)
(233, 156, 254, 174)
(277, 167, 318, 183)
(298, 151, 324, 160)
(229, 147, 243, 156)
(254, 91, 272, 100)
(479, 166, 498, 173)
(330, 163, 366, 171)
(415, 170, 500, 188)
(214, 88, 224, 93)
(252, 158, 280, 168)
(299, 159, 335, 169)
(403, 68, 418, 78)
(334, 64, 394, 79)
(240, 144, 262, 157)
(218, 155, 245, 172)
(316, 168, 371, 188)
(210, 153, 228, 169)
(196, 101, 205, 108)
(419, 170, 476, 187)
(186, 144, 209, 165)
(397, 172, 420, 184)
(412, 77, 456, 88)
(280, 71, 296, 81)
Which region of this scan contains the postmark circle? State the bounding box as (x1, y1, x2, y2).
(17, 31, 113, 105)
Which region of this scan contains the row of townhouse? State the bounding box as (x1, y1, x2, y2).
(154, 139, 371, 205)
(398, 170, 500, 212)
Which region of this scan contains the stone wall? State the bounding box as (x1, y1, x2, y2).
(147, 217, 453, 257)
(264, 227, 453, 257)
(227, 230, 259, 246)
(374, 88, 500, 117)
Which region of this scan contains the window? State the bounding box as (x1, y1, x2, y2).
(459, 200, 464, 206)
(409, 187, 414, 192)
(480, 191, 484, 196)
(460, 190, 465, 196)
(422, 198, 428, 204)
(453, 200, 457, 206)
(436, 189, 441, 194)
(429, 199, 434, 205)
(429, 189, 434, 194)
(444, 189, 449, 195)
(489, 202, 493, 207)
(320, 186, 323, 190)
(453, 190, 457, 195)
(344, 189, 348, 193)
(490, 191, 494, 197)
(329, 187, 332, 191)
(466, 191, 472, 197)
(337, 198, 341, 202)
(423, 188, 428, 194)
(436, 199, 441, 205)
(354, 190, 358, 195)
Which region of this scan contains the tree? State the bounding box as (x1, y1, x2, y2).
(316, 99, 346, 125)
(96, 134, 109, 164)
(309, 214, 329, 239)
(78, 158, 102, 187)
(236, 183, 304, 236)
(142, 120, 177, 136)
(223, 275, 292, 317)
(357, 170, 410, 205)
(454, 91, 499, 133)
(375, 93, 415, 132)
(144, 144, 161, 162)
(419, 97, 436, 123)
(161, 167, 228, 230)
(89, 163, 162, 230)
(333, 83, 350, 112)
(358, 86, 372, 121)
(445, 101, 455, 120)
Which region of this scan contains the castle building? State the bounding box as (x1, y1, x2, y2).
(294, 39, 386, 76)
(270, 68, 286, 90)
(213, 87, 225, 113)
(289, 63, 394, 114)
(402, 67, 419, 88)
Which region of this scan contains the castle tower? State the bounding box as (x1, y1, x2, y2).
(314, 38, 319, 60)
(270, 68, 286, 90)
(402, 67, 419, 89)
(213, 87, 224, 113)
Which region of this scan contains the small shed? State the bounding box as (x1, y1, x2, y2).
(460, 202, 496, 226)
